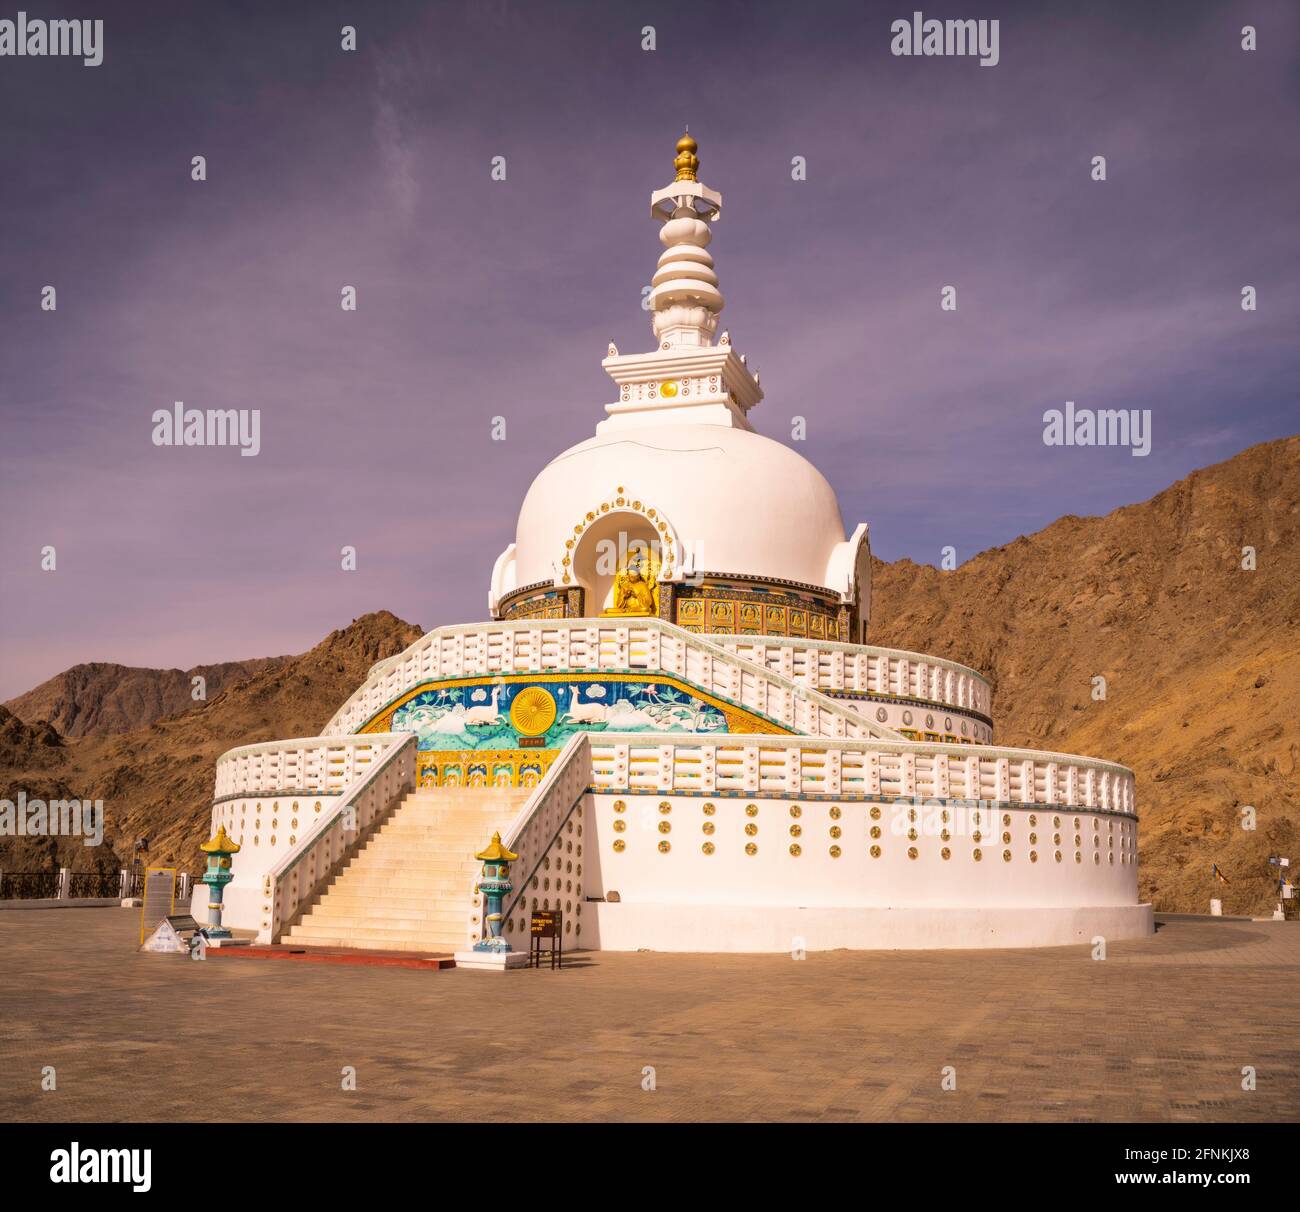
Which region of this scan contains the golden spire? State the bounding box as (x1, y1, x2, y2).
(673, 131, 699, 182)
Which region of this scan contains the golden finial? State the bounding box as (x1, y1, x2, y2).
(673, 131, 699, 182)
(200, 824, 241, 853)
(475, 831, 519, 863)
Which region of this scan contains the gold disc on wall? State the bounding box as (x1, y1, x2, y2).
(509, 686, 558, 736)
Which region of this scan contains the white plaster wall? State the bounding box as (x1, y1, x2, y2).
(587, 902, 1154, 952)
(197, 793, 339, 933)
(582, 792, 1139, 913)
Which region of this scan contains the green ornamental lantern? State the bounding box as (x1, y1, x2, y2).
(473, 832, 518, 953)
(198, 824, 240, 939)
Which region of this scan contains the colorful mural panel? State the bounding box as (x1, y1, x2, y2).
(415, 749, 555, 790)
(357, 673, 787, 786)
(388, 678, 730, 753)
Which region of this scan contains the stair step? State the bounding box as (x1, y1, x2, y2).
(384, 817, 506, 825)
(284, 932, 466, 953)
(297, 911, 469, 929)
(328, 880, 476, 896)
(367, 834, 502, 846)
(284, 782, 533, 953)
(348, 853, 486, 863)
(320, 881, 476, 896)
(334, 864, 477, 877)
(346, 858, 483, 870)
(377, 822, 507, 833)
(316, 895, 470, 912)
(348, 846, 483, 861)
(379, 823, 507, 834)
(286, 925, 469, 947)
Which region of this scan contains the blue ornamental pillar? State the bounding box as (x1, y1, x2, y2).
(198, 825, 240, 939)
(472, 832, 518, 953)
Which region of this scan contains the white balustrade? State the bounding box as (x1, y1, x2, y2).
(319, 617, 906, 744)
(582, 733, 1136, 816)
(709, 633, 992, 717)
(258, 734, 418, 943)
(214, 734, 406, 801)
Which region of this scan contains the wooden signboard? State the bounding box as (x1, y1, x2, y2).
(529, 909, 562, 969)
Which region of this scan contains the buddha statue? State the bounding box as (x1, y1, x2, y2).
(608, 552, 658, 616)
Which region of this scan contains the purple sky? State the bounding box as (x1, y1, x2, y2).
(2, 0, 1297, 700)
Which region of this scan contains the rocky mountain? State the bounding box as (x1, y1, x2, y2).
(1, 438, 1296, 915)
(870, 435, 1299, 916)
(0, 611, 424, 877)
(3, 657, 290, 737)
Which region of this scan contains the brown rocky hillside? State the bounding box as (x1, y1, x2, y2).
(4, 657, 290, 737)
(870, 435, 1299, 916)
(0, 611, 423, 878)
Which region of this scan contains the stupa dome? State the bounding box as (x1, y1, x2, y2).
(505, 422, 854, 593)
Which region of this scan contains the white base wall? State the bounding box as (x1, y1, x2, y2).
(587, 902, 1154, 952)
(188, 880, 265, 934)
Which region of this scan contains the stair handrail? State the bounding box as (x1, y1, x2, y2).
(460, 733, 592, 947)
(257, 733, 418, 943)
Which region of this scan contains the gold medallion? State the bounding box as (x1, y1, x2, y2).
(509, 686, 557, 736)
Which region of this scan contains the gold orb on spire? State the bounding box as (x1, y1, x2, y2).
(673, 131, 699, 182)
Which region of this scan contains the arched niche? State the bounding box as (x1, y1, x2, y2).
(570, 509, 665, 616)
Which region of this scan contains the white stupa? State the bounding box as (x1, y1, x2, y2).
(198, 135, 1151, 954)
(493, 134, 869, 635)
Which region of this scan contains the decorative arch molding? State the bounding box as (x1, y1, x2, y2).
(554, 485, 685, 590)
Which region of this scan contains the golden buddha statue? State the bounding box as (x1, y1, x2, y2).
(607, 551, 659, 617)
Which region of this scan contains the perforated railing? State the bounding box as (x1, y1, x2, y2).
(584, 734, 1135, 815)
(214, 734, 407, 801)
(319, 617, 906, 744)
(706, 634, 992, 717)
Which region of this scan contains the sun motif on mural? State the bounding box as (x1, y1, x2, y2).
(509, 686, 558, 736)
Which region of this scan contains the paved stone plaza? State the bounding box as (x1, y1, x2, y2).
(0, 909, 1295, 1123)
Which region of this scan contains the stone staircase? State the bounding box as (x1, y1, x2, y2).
(282, 785, 532, 953)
